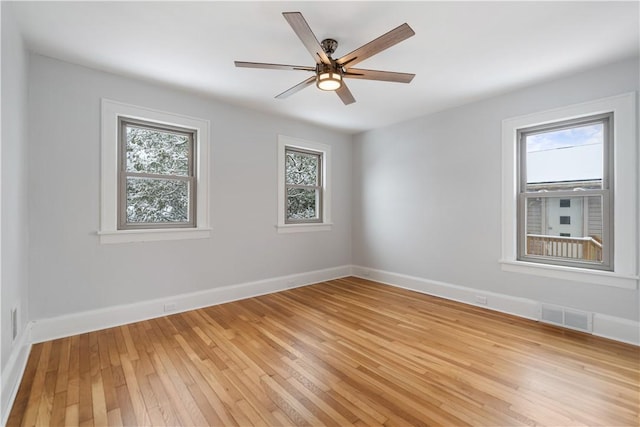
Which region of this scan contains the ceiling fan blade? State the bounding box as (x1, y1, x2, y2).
(344, 68, 415, 83)
(336, 23, 415, 68)
(275, 76, 316, 99)
(336, 83, 356, 105)
(235, 61, 315, 72)
(283, 12, 331, 65)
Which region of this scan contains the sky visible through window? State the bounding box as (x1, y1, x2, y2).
(526, 123, 603, 184)
(527, 123, 603, 153)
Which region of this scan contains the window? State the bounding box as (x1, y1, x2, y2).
(119, 118, 196, 229)
(559, 216, 571, 225)
(518, 114, 612, 270)
(100, 99, 210, 243)
(285, 147, 322, 223)
(277, 135, 332, 233)
(501, 92, 638, 289)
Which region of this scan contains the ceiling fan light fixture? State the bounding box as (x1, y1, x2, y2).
(317, 71, 342, 91)
(235, 12, 415, 104)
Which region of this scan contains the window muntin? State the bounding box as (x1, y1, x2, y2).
(118, 118, 196, 229)
(517, 113, 612, 270)
(285, 147, 322, 223)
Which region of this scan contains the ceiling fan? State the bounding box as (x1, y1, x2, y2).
(235, 12, 415, 105)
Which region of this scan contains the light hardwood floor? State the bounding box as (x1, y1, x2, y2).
(8, 277, 640, 426)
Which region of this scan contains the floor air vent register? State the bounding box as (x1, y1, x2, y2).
(540, 303, 593, 333)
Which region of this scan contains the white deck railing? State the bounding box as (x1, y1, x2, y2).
(526, 234, 602, 261)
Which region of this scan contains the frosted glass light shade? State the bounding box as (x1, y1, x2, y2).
(317, 72, 342, 91)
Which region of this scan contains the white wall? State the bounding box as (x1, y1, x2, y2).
(1, 1, 29, 378)
(1, 3, 32, 418)
(352, 58, 639, 321)
(27, 54, 352, 321)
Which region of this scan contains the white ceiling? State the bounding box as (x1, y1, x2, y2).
(9, 1, 639, 134)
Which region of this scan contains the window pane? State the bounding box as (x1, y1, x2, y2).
(126, 177, 190, 223)
(126, 125, 190, 176)
(525, 123, 603, 191)
(287, 188, 319, 220)
(286, 150, 319, 185)
(525, 195, 603, 263)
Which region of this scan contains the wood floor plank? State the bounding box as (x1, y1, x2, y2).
(34, 370, 56, 426)
(119, 355, 150, 426)
(64, 403, 79, 426)
(147, 348, 201, 426)
(172, 337, 241, 426)
(146, 373, 180, 426)
(5, 342, 43, 427)
(120, 325, 140, 361)
(50, 390, 67, 426)
(91, 369, 108, 427)
(21, 341, 52, 427)
(8, 277, 640, 426)
(54, 338, 71, 395)
(100, 366, 119, 413)
(114, 384, 136, 427)
(106, 408, 123, 427)
(77, 334, 93, 424)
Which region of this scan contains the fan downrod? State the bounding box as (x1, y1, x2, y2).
(321, 39, 338, 56)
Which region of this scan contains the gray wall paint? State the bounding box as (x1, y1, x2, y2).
(352, 58, 639, 321)
(1, 2, 29, 370)
(27, 54, 352, 320)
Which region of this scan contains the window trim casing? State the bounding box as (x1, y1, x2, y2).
(516, 113, 613, 271)
(277, 135, 332, 233)
(100, 99, 211, 243)
(500, 92, 638, 289)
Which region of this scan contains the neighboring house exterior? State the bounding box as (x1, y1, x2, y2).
(525, 180, 603, 262)
(526, 179, 603, 240)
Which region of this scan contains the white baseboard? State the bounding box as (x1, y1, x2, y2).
(1, 324, 32, 426)
(351, 265, 639, 346)
(30, 265, 352, 344)
(592, 314, 640, 346)
(351, 265, 540, 319)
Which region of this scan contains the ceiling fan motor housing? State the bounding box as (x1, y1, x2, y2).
(321, 38, 338, 56)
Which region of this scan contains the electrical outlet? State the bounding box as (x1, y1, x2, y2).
(475, 295, 488, 305)
(11, 307, 18, 341)
(164, 303, 177, 312)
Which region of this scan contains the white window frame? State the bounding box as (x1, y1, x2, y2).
(277, 135, 332, 233)
(99, 99, 211, 243)
(501, 92, 638, 289)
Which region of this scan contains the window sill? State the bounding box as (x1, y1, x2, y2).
(499, 259, 638, 289)
(98, 228, 212, 244)
(276, 223, 333, 234)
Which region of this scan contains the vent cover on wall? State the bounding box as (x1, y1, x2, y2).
(540, 304, 593, 333)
